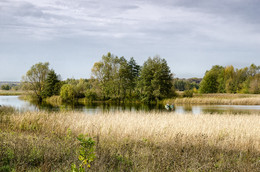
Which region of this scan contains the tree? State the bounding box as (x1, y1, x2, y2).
(224, 65, 236, 93)
(138, 56, 173, 102)
(1, 84, 10, 90)
(42, 70, 61, 98)
(91, 53, 117, 100)
(199, 65, 224, 93)
(118, 56, 131, 100)
(249, 74, 260, 94)
(235, 67, 248, 93)
(91, 53, 130, 101)
(22, 62, 50, 101)
(128, 57, 140, 98)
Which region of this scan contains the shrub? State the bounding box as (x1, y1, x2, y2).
(60, 84, 76, 102)
(1, 84, 10, 90)
(71, 134, 95, 171)
(183, 90, 193, 97)
(85, 89, 97, 101)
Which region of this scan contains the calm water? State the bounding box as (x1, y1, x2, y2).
(1, 96, 260, 114)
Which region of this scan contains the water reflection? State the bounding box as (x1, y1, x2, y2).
(0, 96, 260, 114)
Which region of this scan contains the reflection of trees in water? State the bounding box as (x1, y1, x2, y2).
(23, 99, 260, 115)
(183, 105, 192, 112)
(28, 98, 168, 113)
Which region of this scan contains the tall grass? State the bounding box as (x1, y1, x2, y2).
(0, 90, 24, 96)
(164, 93, 260, 105)
(1, 111, 260, 171)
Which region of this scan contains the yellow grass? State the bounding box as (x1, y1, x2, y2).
(2, 110, 260, 171)
(0, 90, 25, 95)
(165, 93, 260, 105)
(11, 111, 260, 151)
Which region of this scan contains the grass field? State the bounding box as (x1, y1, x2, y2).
(0, 106, 260, 171)
(164, 93, 260, 105)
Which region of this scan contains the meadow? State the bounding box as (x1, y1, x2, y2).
(0, 106, 260, 171)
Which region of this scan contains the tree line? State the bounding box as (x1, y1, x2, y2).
(199, 64, 260, 94)
(22, 53, 174, 103)
(21, 53, 259, 103)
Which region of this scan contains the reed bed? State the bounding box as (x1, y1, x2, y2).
(169, 97, 260, 105)
(0, 90, 24, 96)
(1, 110, 260, 171)
(164, 93, 260, 105)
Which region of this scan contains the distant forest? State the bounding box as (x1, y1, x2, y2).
(4, 52, 259, 103)
(199, 64, 260, 94)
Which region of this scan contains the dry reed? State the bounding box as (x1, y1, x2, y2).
(10, 111, 260, 151)
(1, 111, 260, 171)
(165, 93, 260, 105)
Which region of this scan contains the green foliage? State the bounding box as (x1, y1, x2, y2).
(127, 57, 140, 98)
(42, 69, 61, 98)
(1, 84, 10, 90)
(0, 147, 15, 172)
(75, 79, 89, 98)
(173, 78, 200, 91)
(200, 64, 260, 94)
(71, 134, 96, 172)
(138, 56, 173, 102)
(60, 84, 76, 102)
(91, 53, 140, 101)
(85, 89, 97, 101)
(183, 90, 193, 97)
(199, 65, 224, 93)
(22, 62, 50, 102)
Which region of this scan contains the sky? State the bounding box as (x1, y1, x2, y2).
(0, 0, 260, 81)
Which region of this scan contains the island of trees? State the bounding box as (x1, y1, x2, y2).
(21, 52, 260, 103)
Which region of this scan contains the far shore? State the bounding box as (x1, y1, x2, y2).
(1, 91, 260, 105)
(164, 93, 260, 105)
(0, 90, 25, 96)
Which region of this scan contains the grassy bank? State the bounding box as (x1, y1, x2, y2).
(0, 107, 260, 171)
(0, 90, 25, 96)
(164, 93, 260, 105)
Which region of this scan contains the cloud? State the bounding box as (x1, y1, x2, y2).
(1, 0, 260, 44)
(0, 0, 260, 80)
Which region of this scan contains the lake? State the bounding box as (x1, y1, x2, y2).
(0, 96, 260, 114)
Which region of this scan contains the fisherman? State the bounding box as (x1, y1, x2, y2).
(170, 104, 174, 110)
(165, 104, 170, 110)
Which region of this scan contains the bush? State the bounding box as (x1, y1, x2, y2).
(71, 134, 95, 171)
(183, 90, 193, 97)
(1, 84, 10, 90)
(85, 89, 97, 101)
(60, 84, 76, 102)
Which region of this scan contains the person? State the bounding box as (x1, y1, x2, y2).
(170, 104, 174, 110)
(165, 104, 170, 110)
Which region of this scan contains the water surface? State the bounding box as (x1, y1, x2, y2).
(0, 96, 260, 114)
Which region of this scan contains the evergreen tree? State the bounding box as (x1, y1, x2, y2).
(128, 57, 140, 98)
(43, 70, 61, 98)
(138, 56, 173, 102)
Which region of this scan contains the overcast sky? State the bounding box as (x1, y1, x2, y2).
(0, 0, 260, 81)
